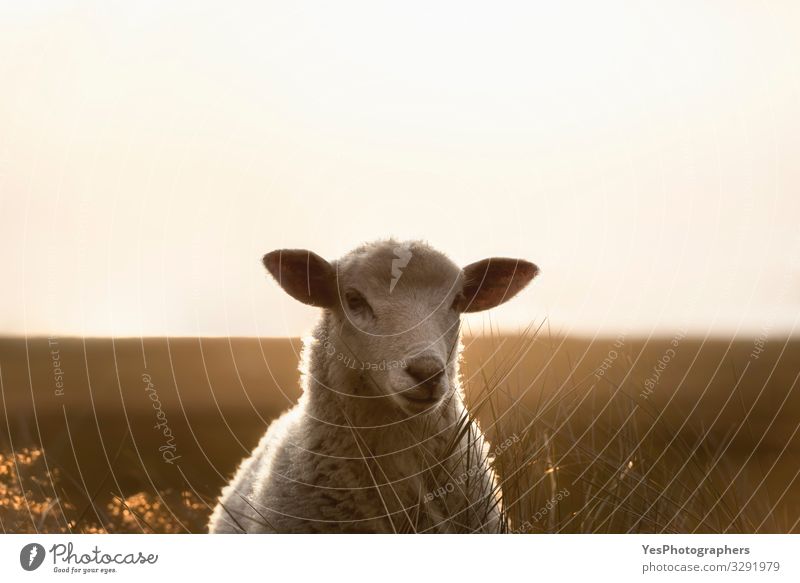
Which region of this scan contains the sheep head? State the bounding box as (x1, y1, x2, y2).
(262, 241, 538, 415)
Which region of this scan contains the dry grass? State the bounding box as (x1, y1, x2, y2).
(467, 326, 796, 533)
(1, 331, 797, 533)
(0, 448, 205, 533)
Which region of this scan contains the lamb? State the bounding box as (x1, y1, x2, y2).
(208, 240, 538, 533)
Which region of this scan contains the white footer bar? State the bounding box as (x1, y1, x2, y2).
(1, 534, 796, 582)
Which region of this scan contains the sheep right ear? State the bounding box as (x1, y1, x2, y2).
(262, 249, 336, 308)
(461, 257, 539, 312)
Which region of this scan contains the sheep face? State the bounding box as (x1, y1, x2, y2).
(262, 240, 539, 416)
(331, 243, 464, 414)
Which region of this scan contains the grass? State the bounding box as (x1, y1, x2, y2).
(463, 324, 797, 533)
(1, 331, 798, 533)
(0, 447, 205, 533)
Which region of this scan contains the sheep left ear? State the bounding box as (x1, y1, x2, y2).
(262, 249, 337, 308)
(461, 257, 539, 313)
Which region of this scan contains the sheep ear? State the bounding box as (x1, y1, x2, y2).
(461, 258, 539, 313)
(262, 249, 336, 308)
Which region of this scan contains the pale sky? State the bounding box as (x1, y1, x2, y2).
(1, 1, 799, 338)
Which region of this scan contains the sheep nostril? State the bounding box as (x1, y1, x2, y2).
(405, 358, 446, 392)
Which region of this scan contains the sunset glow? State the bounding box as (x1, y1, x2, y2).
(1, 1, 799, 337)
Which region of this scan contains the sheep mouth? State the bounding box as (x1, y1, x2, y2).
(401, 393, 441, 407)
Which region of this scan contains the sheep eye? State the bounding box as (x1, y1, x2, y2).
(345, 289, 373, 317)
(451, 292, 467, 313)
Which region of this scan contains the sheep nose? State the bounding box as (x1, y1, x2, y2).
(405, 357, 446, 392)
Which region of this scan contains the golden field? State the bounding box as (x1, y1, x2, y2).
(1, 333, 798, 533)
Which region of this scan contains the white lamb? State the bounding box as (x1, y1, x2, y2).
(208, 240, 538, 533)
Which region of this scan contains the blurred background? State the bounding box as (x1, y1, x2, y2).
(1, 1, 799, 533)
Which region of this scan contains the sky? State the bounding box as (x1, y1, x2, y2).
(1, 1, 799, 338)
